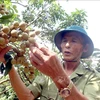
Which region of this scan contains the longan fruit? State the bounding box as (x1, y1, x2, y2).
(35, 30, 40, 35)
(16, 57, 24, 64)
(0, 10, 5, 14)
(12, 47, 20, 53)
(28, 37, 35, 44)
(9, 37, 16, 42)
(0, 31, 4, 36)
(20, 42, 26, 50)
(1, 4, 5, 8)
(28, 74, 34, 80)
(5, 11, 9, 14)
(11, 29, 18, 37)
(0, 37, 6, 45)
(29, 31, 36, 37)
(23, 61, 29, 67)
(11, 59, 17, 64)
(22, 33, 28, 40)
(19, 22, 27, 31)
(24, 28, 29, 33)
(24, 67, 29, 73)
(2, 26, 10, 34)
(29, 67, 34, 73)
(17, 34, 22, 41)
(2, 33, 8, 39)
(17, 49, 25, 57)
(13, 21, 19, 29)
(25, 41, 30, 47)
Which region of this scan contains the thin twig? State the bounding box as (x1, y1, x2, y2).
(0, 79, 9, 85)
(11, 2, 27, 7)
(0, 87, 12, 95)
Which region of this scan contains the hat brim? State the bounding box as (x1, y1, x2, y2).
(54, 30, 94, 58)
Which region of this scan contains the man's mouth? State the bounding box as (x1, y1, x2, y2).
(64, 51, 71, 55)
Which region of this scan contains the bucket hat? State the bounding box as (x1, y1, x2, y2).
(54, 25, 94, 58)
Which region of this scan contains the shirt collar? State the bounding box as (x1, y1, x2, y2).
(70, 62, 86, 79)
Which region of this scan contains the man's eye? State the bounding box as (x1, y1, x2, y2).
(72, 40, 77, 42)
(62, 39, 67, 42)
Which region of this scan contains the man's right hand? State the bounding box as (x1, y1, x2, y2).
(0, 46, 12, 62)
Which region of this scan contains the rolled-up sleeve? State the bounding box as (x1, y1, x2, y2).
(28, 74, 47, 98)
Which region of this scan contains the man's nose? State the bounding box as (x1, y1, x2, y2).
(65, 42, 70, 48)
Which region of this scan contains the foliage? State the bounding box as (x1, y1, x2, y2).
(22, 1, 88, 52)
(0, 0, 19, 25)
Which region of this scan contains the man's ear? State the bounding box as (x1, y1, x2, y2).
(83, 44, 89, 53)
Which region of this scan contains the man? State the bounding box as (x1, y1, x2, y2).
(0, 25, 100, 100)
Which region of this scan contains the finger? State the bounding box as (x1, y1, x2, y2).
(40, 47, 52, 56)
(29, 42, 39, 48)
(30, 57, 38, 67)
(30, 46, 46, 61)
(0, 46, 12, 62)
(1, 46, 12, 55)
(29, 51, 43, 66)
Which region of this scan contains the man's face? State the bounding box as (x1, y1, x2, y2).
(60, 32, 85, 61)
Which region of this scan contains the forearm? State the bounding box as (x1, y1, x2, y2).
(9, 66, 35, 100)
(52, 72, 88, 100)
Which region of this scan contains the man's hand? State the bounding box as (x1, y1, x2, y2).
(29, 43, 65, 79)
(0, 46, 12, 62)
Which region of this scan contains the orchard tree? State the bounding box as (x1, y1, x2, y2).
(22, 0, 88, 51)
(0, 0, 88, 99)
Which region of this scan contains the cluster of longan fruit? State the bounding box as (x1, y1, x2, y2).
(0, 21, 40, 80)
(0, 4, 9, 15)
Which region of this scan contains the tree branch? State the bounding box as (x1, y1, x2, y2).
(11, 2, 27, 7)
(0, 79, 9, 85)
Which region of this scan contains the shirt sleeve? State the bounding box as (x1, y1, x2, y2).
(27, 74, 47, 98)
(84, 72, 100, 100)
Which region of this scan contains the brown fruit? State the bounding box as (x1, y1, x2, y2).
(1, 4, 5, 8)
(9, 25, 14, 30)
(20, 42, 26, 50)
(17, 34, 22, 41)
(28, 37, 35, 44)
(13, 21, 19, 29)
(11, 29, 18, 37)
(24, 28, 29, 33)
(2, 33, 8, 39)
(0, 10, 5, 14)
(23, 61, 29, 67)
(9, 37, 16, 42)
(2, 26, 10, 34)
(0, 37, 6, 45)
(24, 67, 29, 73)
(17, 56, 26, 65)
(28, 74, 34, 80)
(11, 59, 17, 64)
(25, 41, 30, 47)
(12, 47, 20, 53)
(0, 31, 4, 37)
(29, 67, 34, 73)
(5, 11, 9, 14)
(16, 57, 23, 64)
(22, 33, 28, 40)
(19, 22, 27, 31)
(17, 49, 25, 57)
(35, 30, 40, 35)
(29, 31, 36, 37)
